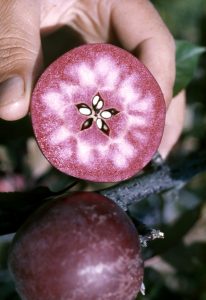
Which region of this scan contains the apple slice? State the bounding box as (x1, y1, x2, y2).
(31, 43, 166, 182)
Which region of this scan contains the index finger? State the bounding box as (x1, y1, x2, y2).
(111, 0, 176, 107)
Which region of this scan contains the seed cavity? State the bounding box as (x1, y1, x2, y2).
(96, 100, 104, 110)
(92, 93, 104, 113)
(92, 95, 100, 106)
(96, 118, 103, 129)
(101, 108, 119, 119)
(101, 120, 110, 136)
(76, 103, 92, 116)
(76, 92, 119, 136)
(81, 118, 93, 130)
(101, 111, 112, 119)
(79, 107, 92, 115)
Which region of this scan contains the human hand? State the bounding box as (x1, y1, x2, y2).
(0, 0, 185, 157)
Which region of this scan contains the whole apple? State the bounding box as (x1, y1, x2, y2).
(9, 192, 144, 300)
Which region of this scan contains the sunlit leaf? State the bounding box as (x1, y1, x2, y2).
(174, 40, 205, 95)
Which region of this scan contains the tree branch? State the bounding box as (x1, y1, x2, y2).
(100, 151, 206, 210)
(0, 151, 205, 235)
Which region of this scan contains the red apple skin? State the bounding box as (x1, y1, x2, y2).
(9, 192, 143, 300)
(31, 43, 166, 183)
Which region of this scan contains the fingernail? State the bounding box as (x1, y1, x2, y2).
(0, 76, 24, 107)
(0, 100, 29, 121)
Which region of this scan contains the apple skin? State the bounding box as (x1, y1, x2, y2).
(9, 192, 143, 300)
(31, 43, 166, 183)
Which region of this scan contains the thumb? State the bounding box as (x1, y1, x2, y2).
(0, 0, 42, 121)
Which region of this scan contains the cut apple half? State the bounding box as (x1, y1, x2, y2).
(31, 43, 166, 182)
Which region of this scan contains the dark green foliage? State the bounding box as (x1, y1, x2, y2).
(174, 40, 205, 95)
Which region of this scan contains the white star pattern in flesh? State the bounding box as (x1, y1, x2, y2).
(77, 140, 92, 165)
(42, 55, 155, 167)
(60, 82, 79, 100)
(111, 139, 135, 169)
(43, 92, 66, 118)
(118, 76, 139, 105)
(76, 63, 96, 87)
(50, 127, 70, 145)
(127, 96, 152, 112)
(94, 56, 120, 89)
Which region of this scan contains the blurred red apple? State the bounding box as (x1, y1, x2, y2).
(9, 192, 143, 300)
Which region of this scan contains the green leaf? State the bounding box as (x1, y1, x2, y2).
(174, 40, 205, 95)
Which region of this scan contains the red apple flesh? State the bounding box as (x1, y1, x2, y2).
(31, 43, 165, 182)
(9, 192, 144, 300)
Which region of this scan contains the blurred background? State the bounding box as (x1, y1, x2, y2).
(0, 0, 206, 299)
(137, 0, 206, 299)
